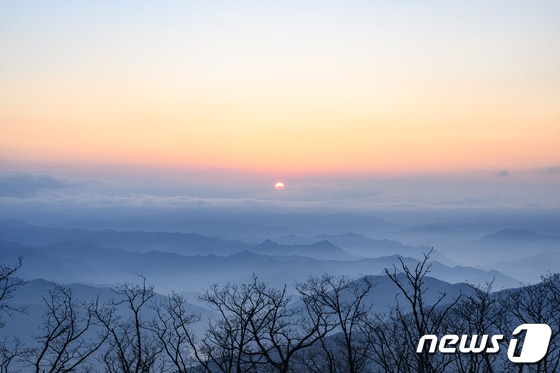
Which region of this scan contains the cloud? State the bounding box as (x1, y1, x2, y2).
(1, 170, 558, 212)
(0, 173, 79, 198)
(545, 166, 560, 175)
(495, 169, 510, 177)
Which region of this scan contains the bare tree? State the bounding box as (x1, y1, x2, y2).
(95, 274, 162, 373)
(541, 273, 560, 372)
(196, 279, 261, 373)
(248, 277, 333, 373)
(32, 284, 107, 373)
(151, 292, 201, 373)
(501, 273, 560, 373)
(0, 257, 25, 328)
(0, 337, 26, 373)
(449, 281, 508, 373)
(368, 250, 460, 373)
(198, 275, 333, 373)
(294, 274, 374, 373)
(364, 311, 416, 373)
(0, 258, 26, 372)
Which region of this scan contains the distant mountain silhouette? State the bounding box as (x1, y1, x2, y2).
(0, 239, 519, 293)
(455, 228, 560, 276)
(0, 220, 250, 256)
(274, 232, 429, 258)
(356, 254, 518, 289)
(490, 250, 560, 283)
(253, 239, 353, 260)
(479, 228, 560, 243)
(398, 224, 455, 234)
(0, 221, 433, 262)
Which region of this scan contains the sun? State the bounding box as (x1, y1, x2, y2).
(274, 182, 285, 190)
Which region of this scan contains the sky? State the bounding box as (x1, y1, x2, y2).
(1, 1, 559, 209)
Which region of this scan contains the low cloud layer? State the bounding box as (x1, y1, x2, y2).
(0, 168, 558, 219)
(0, 173, 79, 198)
(496, 169, 510, 177)
(545, 166, 560, 175)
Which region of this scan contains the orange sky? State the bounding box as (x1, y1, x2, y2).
(1, 1, 559, 177)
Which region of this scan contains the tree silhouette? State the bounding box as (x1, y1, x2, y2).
(295, 274, 374, 373)
(0, 258, 26, 372)
(367, 250, 460, 373)
(196, 275, 333, 373)
(501, 273, 560, 373)
(95, 274, 162, 373)
(151, 292, 201, 373)
(0, 257, 25, 328)
(31, 284, 107, 373)
(449, 281, 507, 373)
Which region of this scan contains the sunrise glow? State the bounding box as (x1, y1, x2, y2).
(1, 1, 559, 179)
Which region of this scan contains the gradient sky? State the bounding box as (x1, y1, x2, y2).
(1, 1, 559, 209)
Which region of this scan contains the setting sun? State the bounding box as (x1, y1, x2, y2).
(274, 182, 285, 190)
